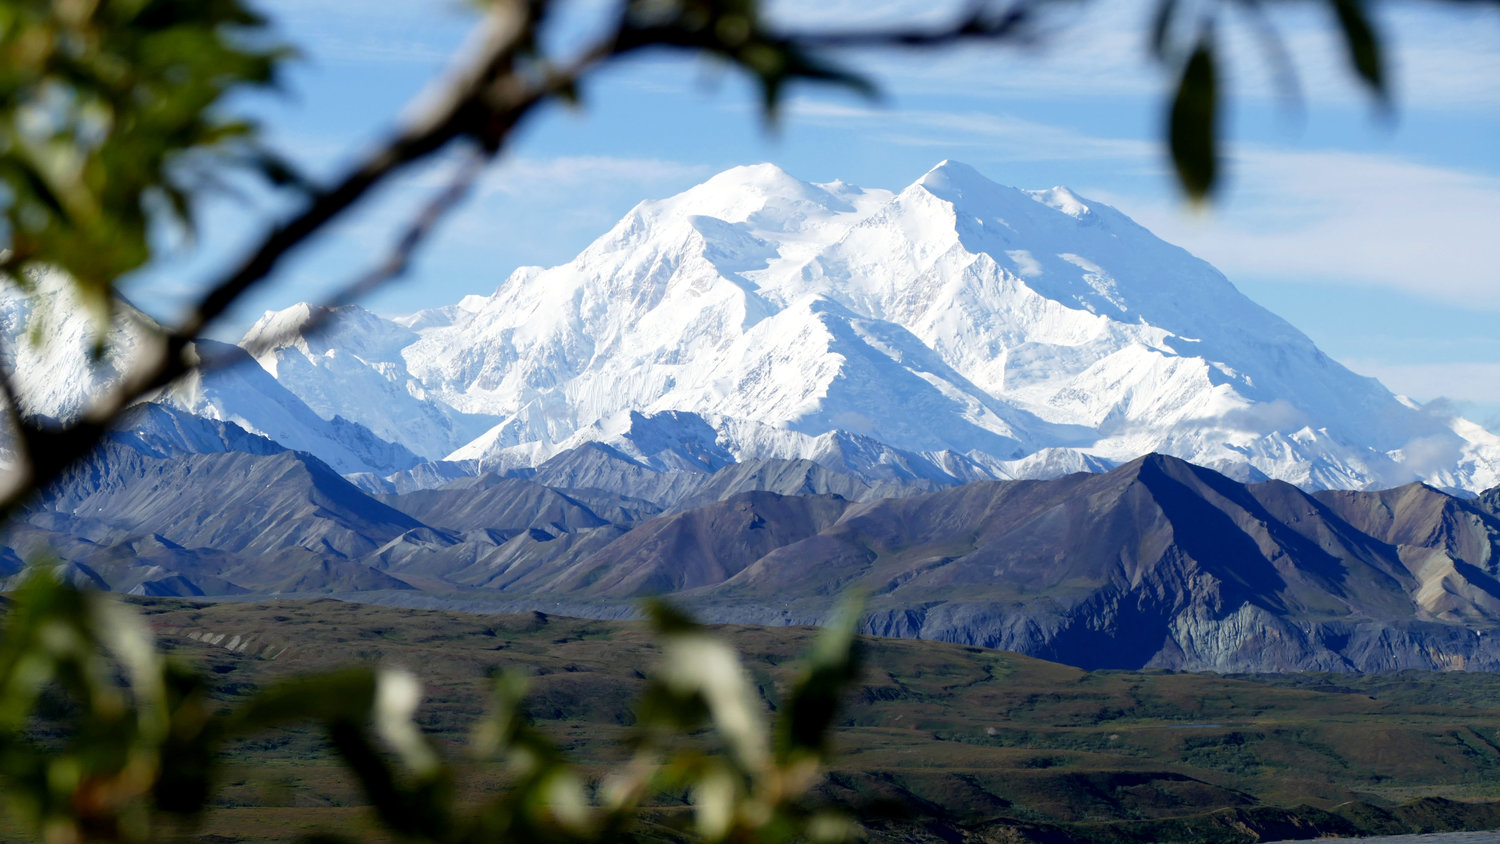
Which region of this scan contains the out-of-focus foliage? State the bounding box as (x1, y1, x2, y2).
(1150, 0, 1395, 201)
(0, 0, 1446, 514)
(615, 0, 877, 120)
(0, 0, 284, 325)
(0, 0, 1416, 324)
(0, 1, 1454, 836)
(0, 568, 863, 843)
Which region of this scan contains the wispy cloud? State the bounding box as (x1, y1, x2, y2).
(1346, 360, 1500, 404)
(1114, 147, 1500, 309)
(787, 101, 1156, 163)
(476, 155, 716, 197)
(317, 153, 716, 272)
(764, 0, 1500, 110)
(784, 91, 1500, 311)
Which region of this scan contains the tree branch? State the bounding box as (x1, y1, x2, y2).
(782, 2, 1037, 49)
(237, 146, 490, 362)
(0, 0, 1046, 518)
(0, 1, 543, 514)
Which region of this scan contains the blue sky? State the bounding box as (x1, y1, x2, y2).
(127, 0, 1500, 424)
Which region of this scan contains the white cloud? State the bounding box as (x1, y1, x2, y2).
(476, 155, 716, 197)
(1216, 399, 1313, 434)
(275, 154, 699, 268)
(1343, 360, 1500, 405)
(1116, 148, 1500, 309)
(765, 0, 1500, 111)
(788, 98, 1500, 311)
(787, 101, 1155, 162)
(254, 0, 475, 66)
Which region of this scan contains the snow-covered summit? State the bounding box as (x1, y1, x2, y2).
(0, 270, 157, 421)
(243, 161, 1500, 492)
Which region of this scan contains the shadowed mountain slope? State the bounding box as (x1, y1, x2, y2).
(488, 454, 1500, 671)
(16, 444, 423, 593)
(11, 444, 1500, 672)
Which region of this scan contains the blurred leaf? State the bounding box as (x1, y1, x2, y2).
(239, 146, 318, 194)
(1168, 40, 1219, 202)
(0, 0, 288, 336)
(643, 598, 705, 636)
(643, 602, 770, 776)
(327, 718, 421, 835)
(775, 596, 862, 761)
(0, 567, 181, 842)
(151, 662, 219, 817)
(619, 0, 876, 128)
(228, 667, 378, 732)
(373, 667, 441, 778)
(691, 760, 739, 840)
(1329, 0, 1387, 102)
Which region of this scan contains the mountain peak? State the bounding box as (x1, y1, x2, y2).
(659, 162, 833, 215)
(703, 162, 803, 191)
(915, 160, 1096, 225)
(169, 161, 1500, 495)
(918, 159, 988, 186)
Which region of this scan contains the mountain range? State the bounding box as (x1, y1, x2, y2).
(4, 160, 1500, 673)
(10, 435, 1500, 672)
(239, 160, 1500, 493)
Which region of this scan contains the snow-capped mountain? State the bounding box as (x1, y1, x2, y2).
(244, 161, 1499, 492)
(9, 162, 1492, 492)
(0, 270, 156, 422)
(160, 341, 420, 476)
(0, 274, 419, 477)
(240, 303, 499, 461)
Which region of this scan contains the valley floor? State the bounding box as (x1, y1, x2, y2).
(4, 597, 1491, 843)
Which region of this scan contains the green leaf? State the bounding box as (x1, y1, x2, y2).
(228, 668, 378, 732)
(1168, 40, 1219, 202)
(775, 595, 863, 760)
(372, 668, 441, 777)
(1330, 0, 1387, 102)
(644, 598, 705, 635)
(0, 0, 288, 346)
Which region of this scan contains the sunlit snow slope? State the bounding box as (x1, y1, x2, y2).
(249, 161, 1500, 492)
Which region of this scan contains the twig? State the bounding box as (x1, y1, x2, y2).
(236, 146, 490, 361)
(784, 2, 1036, 49)
(0, 0, 1046, 518)
(0, 0, 543, 515)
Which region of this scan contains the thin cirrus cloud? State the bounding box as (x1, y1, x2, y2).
(256, 0, 471, 65)
(299, 153, 710, 249)
(787, 96, 1500, 311)
(1122, 148, 1500, 310)
(787, 101, 1157, 163)
(474, 156, 716, 198)
(761, 0, 1499, 111)
(1346, 361, 1500, 406)
(251, 0, 1499, 120)
(1342, 361, 1500, 430)
(307, 153, 717, 293)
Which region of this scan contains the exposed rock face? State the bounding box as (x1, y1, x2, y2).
(15, 442, 1500, 673)
(15, 444, 421, 595)
(661, 455, 1500, 671)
